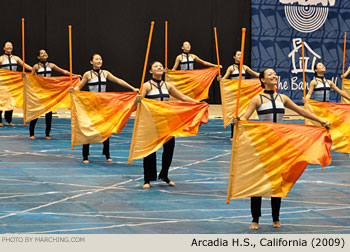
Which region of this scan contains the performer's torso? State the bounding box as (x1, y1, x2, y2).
(87, 70, 107, 92)
(257, 92, 285, 123)
(180, 53, 194, 70)
(145, 80, 170, 101)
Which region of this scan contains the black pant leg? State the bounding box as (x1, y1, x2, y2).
(0, 111, 2, 123)
(143, 152, 157, 183)
(231, 123, 234, 138)
(45, 112, 53, 137)
(102, 138, 110, 159)
(83, 144, 90, 160)
(251, 197, 262, 223)
(271, 197, 281, 222)
(29, 119, 38, 136)
(159, 137, 175, 179)
(5, 110, 13, 124)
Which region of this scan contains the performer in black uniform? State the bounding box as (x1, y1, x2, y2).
(172, 41, 219, 70)
(237, 68, 329, 230)
(141, 61, 197, 189)
(0, 41, 32, 127)
(73, 54, 138, 164)
(29, 49, 75, 140)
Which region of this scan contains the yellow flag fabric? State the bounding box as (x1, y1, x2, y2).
(0, 69, 23, 110)
(71, 90, 137, 146)
(342, 78, 350, 104)
(165, 67, 218, 101)
(220, 78, 263, 127)
(304, 99, 350, 153)
(227, 121, 332, 199)
(128, 98, 209, 162)
(23, 74, 80, 122)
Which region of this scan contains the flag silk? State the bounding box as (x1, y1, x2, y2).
(342, 78, 350, 104)
(165, 67, 218, 101)
(305, 99, 350, 153)
(128, 98, 209, 162)
(71, 90, 137, 146)
(23, 74, 80, 122)
(0, 69, 23, 110)
(227, 121, 332, 199)
(219, 78, 262, 127)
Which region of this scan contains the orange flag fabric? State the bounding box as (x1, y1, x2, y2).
(23, 74, 80, 122)
(227, 121, 332, 199)
(342, 78, 350, 104)
(71, 90, 137, 146)
(165, 67, 218, 101)
(304, 99, 350, 153)
(128, 98, 209, 162)
(220, 78, 262, 127)
(0, 69, 23, 110)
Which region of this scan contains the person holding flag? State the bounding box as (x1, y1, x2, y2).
(304, 62, 350, 102)
(29, 49, 78, 140)
(172, 41, 219, 70)
(72, 53, 138, 164)
(0, 41, 32, 127)
(235, 68, 329, 230)
(222, 50, 259, 80)
(141, 61, 197, 189)
(221, 50, 259, 140)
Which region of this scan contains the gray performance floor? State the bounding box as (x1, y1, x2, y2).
(0, 117, 349, 234)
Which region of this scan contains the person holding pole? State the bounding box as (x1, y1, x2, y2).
(141, 61, 197, 189)
(29, 49, 78, 140)
(303, 62, 350, 103)
(172, 41, 219, 70)
(0, 41, 32, 127)
(222, 50, 259, 80)
(235, 68, 329, 230)
(72, 53, 138, 164)
(221, 50, 259, 140)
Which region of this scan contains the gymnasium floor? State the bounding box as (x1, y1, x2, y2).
(0, 114, 349, 234)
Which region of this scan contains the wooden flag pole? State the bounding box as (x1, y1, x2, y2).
(227, 28, 246, 204)
(165, 21, 168, 69)
(139, 21, 155, 94)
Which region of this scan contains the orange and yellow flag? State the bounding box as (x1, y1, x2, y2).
(220, 78, 262, 127)
(165, 67, 218, 101)
(71, 90, 137, 146)
(0, 69, 23, 110)
(23, 74, 80, 122)
(304, 99, 350, 153)
(342, 78, 350, 104)
(227, 121, 332, 200)
(128, 98, 209, 162)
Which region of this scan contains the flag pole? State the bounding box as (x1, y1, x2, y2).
(227, 28, 246, 204)
(302, 42, 306, 98)
(214, 27, 221, 77)
(139, 21, 155, 94)
(69, 25, 73, 87)
(341, 32, 347, 103)
(165, 21, 168, 69)
(22, 18, 26, 125)
(68, 25, 74, 150)
(128, 21, 155, 164)
(234, 28, 246, 118)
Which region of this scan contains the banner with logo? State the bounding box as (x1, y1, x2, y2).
(251, 0, 348, 104)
